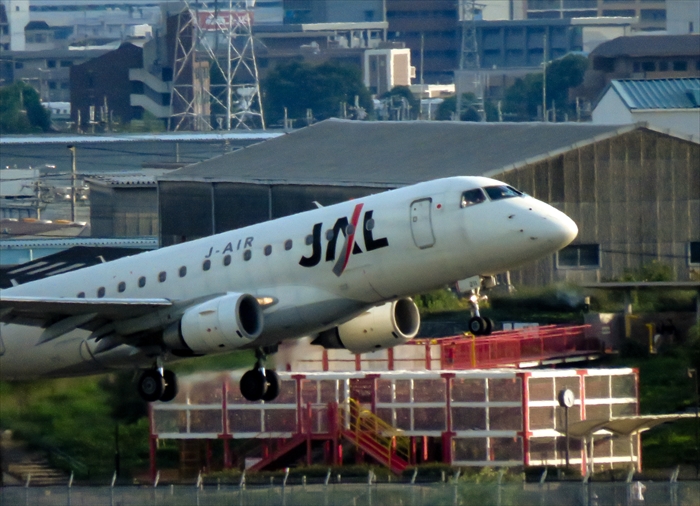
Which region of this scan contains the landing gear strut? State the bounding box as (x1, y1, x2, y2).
(467, 288, 493, 337)
(240, 348, 279, 402)
(137, 366, 179, 403)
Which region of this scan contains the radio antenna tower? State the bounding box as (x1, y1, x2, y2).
(169, 0, 265, 131)
(456, 0, 485, 121)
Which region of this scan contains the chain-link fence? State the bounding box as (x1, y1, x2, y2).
(1, 481, 699, 506)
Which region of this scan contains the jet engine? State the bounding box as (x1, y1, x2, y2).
(164, 293, 263, 354)
(312, 298, 420, 354)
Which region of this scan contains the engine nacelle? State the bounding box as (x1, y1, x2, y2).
(164, 293, 263, 354)
(313, 298, 420, 354)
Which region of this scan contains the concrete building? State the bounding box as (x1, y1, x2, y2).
(524, 0, 667, 32)
(592, 78, 700, 139)
(0, 0, 29, 51)
(666, 0, 700, 35)
(585, 34, 700, 99)
(156, 119, 700, 285)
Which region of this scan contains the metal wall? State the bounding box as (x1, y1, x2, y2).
(158, 182, 379, 247)
(90, 185, 158, 238)
(496, 130, 700, 285)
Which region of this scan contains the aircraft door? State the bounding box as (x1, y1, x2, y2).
(410, 198, 435, 249)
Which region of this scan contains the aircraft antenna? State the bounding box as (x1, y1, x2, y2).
(169, 0, 265, 131)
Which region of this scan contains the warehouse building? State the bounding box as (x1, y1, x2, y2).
(157, 119, 699, 285)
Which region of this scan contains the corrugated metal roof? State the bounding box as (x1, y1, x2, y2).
(160, 120, 643, 187)
(610, 78, 700, 110)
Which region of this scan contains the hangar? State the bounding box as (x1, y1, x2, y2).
(158, 119, 699, 285)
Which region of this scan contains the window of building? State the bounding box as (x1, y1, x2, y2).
(48, 81, 56, 90)
(284, 239, 293, 251)
(223, 255, 231, 266)
(158, 271, 166, 282)
(118, 281, 126, 293)
(640, 9, 666, 21)
(179, 266, 187, 277)
(47, 60, 56, 68)
(138, 276, 146, 288)
(673, 61, 687, 71)
(264, 245, 272, 256)
(203, 259, 211, 271)
(97, 287, 106, 298)
(14, 62, 23, 69)
(689, 242, 700, 265)
(243, 250, 252, 261)
(641, 61, 655, 72)
(557, 244, 600, 269)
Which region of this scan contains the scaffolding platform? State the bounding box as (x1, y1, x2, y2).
(149, 366, 639, 478)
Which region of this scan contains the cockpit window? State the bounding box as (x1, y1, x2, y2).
(461, 188, 487, 208)
(484, 185, 523, 200)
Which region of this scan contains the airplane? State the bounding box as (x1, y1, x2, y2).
(0, 176, 577, 403)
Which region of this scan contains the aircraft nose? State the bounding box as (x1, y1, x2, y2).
(543, 208, 578, 249)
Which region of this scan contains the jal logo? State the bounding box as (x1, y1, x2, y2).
(299, 203, 389, 276)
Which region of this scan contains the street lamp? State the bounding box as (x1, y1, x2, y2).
(688, 368, 699, 479)
(67, 145, 76, 222)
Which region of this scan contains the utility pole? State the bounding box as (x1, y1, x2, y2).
(420, 32, 424, 86)
(542, 31, 547, 122)
(67, 145, 76, 222)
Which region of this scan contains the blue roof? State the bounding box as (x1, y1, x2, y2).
(610, 78, 700, 110)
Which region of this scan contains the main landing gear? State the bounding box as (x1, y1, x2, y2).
(138, 367, 178, 403)
(239, 348, 280, 402)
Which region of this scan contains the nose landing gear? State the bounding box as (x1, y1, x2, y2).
(239, 348, 280, 402)
(466, 287, 494, 337)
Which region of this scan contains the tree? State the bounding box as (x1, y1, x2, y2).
(0, 81, 52, 134)
(379, 85, 420, 120)
(436, 93, 481, 121)
(261, 60, 373, 125)
(502, 54, 588, 121)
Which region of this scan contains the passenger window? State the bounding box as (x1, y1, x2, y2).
(179, 266, 187, 277)
(305, 234, 314, 245)
(325, 229, 334, 241)
(264, 245, 272, 256)
(484, 185, 523, 201)
(365, 219, 375, 231)
(284, 239, 293, 251)
(138, 276, 146, 288)
(223, 255, 231, 266)
(203, 259, 211, 271)
(461, 188, 486, 208)
(243, 250, 252, 261)
(117, 281, 126, 293)
(77, 292, 85, 298)
(158, 271, 166, 283)
(97, 287, 105, 298)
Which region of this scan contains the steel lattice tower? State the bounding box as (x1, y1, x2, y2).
(169, 0, 265, 131)
(456, 0, 485, 121)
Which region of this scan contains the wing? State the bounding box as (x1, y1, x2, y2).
(0, 296, 172, 323)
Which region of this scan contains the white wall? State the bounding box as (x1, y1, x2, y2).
(666, 0, 700, 34)
(5, 0, 29, 51)
(591, 89, 635, 125)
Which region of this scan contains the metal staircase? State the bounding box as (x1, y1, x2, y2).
(340, 399, 410, 475)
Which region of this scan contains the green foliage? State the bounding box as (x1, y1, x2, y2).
(502, 54, 588, 121)
(0, 81, 52, 134)
(380, 85, 420, 119)
(414, 289, 468, 314)
(0, 377, 149, 479)
(618, 260, 674, 282)
(262, 60, 373, 125)
(436, 93, 481, 121)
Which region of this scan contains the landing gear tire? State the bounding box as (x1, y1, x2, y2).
(240, 369, 266, 402)
(138, 370, 165, 402)
(160, 369, 179, 403)
(262, 370, 280, 402)
(484, 318, 494, 335)
(469, 316, 491, 336)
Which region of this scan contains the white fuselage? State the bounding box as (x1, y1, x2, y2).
(0, 176, 577, 380)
